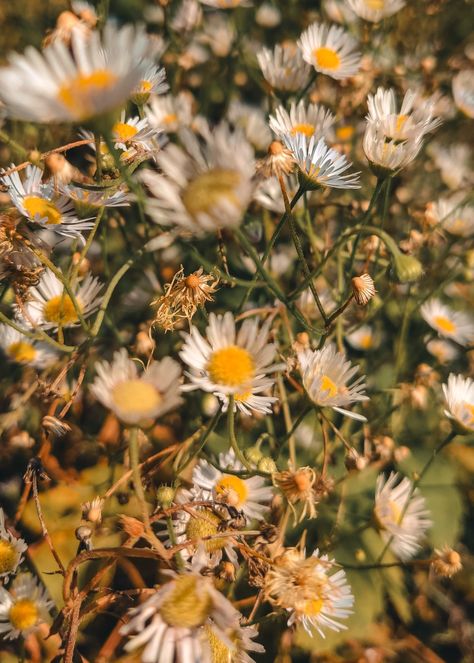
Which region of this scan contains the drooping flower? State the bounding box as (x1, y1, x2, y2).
(298, 22, 361, 80)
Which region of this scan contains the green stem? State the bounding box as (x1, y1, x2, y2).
(0, 310, 75, 353)
(0, 128, 29, 159)
(176, 406, 223, 474)
(70, 207, 105, 286)
(95, 135, 103, 183)
(346, 177, 386, 277)
(227, 396, 251, 470)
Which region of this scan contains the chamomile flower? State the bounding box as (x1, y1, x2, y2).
(228, 100, 272, 151)
(257, 43, 311, 93)
(427, 195, 474, 237)
(346, 0, 406, 23)
(90, 349, 183, 426)
(199, 0, 251, 7)
(452, 70, 474, 119)
(141, 123, 255, 234)
(269, 101, 335, 141)
(131, 62, 169, 106)
(0, 325, 57, 368)
(145, 92, 194, 134)
(0, 573, 53, 640)
(442, 373, 474, 433)
(298, 344, 369, 421)
(2, 165, 94, 242)
(0, 508, 27, 580)
(425, 338, 459, 364)
(345, 325, 380, 352)
(253, 175, 300, 215)
(363, 120, 423, 174)
(283, 133, 361, 190)
(60, 183, 131, 211)
(298, 22, 361, 80)
(17, 268, 103, 331)
(111, 112, 163, 156)
(192, 448, 274, 519)
(420, 299, 474, 346)
(374, 472, 431, 561)
(0, 23, 152, 123)
(429, 143, 471, 190)
(264, 548, 354, 637)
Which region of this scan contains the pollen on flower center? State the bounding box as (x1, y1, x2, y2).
(434, 315, 456, 334)
(215, 475, 248, 507)
(182, 169, 241, 220)
(0, 540, 17, 574)
(320, 375, 338, 398)
(159, 576, 213, 628)
(113, 122, 139, 143)
(9, 599, 38, 631)
(313, 47, 341, 70)
(207, 346, 255, 388)
(185, 508, 227, 552)
(302, 597, 324, 616)
(111, 379, 161, 417)
(336, 126, 355, 141)
(364, 0, 385, 8)
(57, 69, 118, 120)
(139, 79, 153, 93)
(163, 113, 178, 125)
(204, 624, 234, 663)
(360, 334, 373, 349)
(23, 196, 62, 225)
(43, 294, 80, 325)
(7, 341, 37, 363)
(291, 123, 315, 138)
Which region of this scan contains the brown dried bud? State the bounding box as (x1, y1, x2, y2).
(431, 546, 462, 578)
(352, 273, 376, 306)
(256, 141, 295, 179)
(218, 561, 236, 582)
(120, 515, 145, 539)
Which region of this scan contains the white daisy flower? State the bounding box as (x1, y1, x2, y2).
(111, 112, 163, 156)
(145, 92, 194, 134)
(346, 0, 405, 23)
(298, 343, 369, 421)
(429, 143, 471, 190)
(264, 548, 354, 637)
(283, 133, 361, 190)
(1, 165, 94, 243)
(141, 123, 255, 235)
(256, 3, 281, 28)
(228, 100, 272, 151)
(0, 23, 152, 123)
(200, 13, 236, 58)
(199, 0, 252, 8)
(90, 348, 183, 426)
(0, 573, 53, 640)
(0, 325, 57, 368)
(345, 325, 380, 352)
(253, 175, 301, 215)
(269, 101, 335, 142)
(363, 119, 423, 174)
(192, 448, 274, 520)
(0, 508, 27, 580)
(179, 312, 280, 415)
(420, 299, 474, 346)
(442, 373, 474, 433)
(452, 70, 474, 119)
(298, 22, 361, 80)
(425, 338, 459, 365)
(426, 195, 474, 237)
(257, 43, 311, 93)
(131, 62, 169, 106)
(60, 182, 131, 211)
(205, 621, 264, 663)
(374, 472, 431, 561)
(170, 0, 203, 33)
(17, 268, 103, 331)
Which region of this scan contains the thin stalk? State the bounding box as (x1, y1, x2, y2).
(70, 207, 105, 286)
(0, 310, 75, 353)
(227, 396, 251, 470)
(346, 177, 386, 277)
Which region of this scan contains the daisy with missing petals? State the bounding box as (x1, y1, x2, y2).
(130, 62, 169, 106)
(192, 448, 274, 520)
(0, 573, 53, 640)
(0, 23, 152, 124)
(269, 101, 335, 142)
(442, 374, 474, 433)
(179, 312, 280, 415)
(284, 133, 360, 190)
(17, 268, 103, 331)
(363, 120, 423, 174)
(257, 43, 311, 93)
(298, 343, 369, 421)
(199, 0, 252, 8)
(90, 349, 182, 426)
(374, 472, 431, 561)
(141, 123, 255, 235)
(2, 165, 94, 242)
(264, 548, 354, 637)
(346, 0, 405, 23)
(452, 70, 474, 119)
(145, 92, 194, 134)
(298, 22, 361, 80)
(0, 508, 27, 580)
(0, 325, 57, 368)
(61, 183, 131, 212)
(420, 299, 474, 346)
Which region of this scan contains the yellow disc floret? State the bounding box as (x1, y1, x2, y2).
(207, 346, 255, 388)
(0, 540, 18, 575)
(215, 475, 248, 507)
(43, 295, 80, 325)
(313, 47, 341, 71)
(291, 123, 315, 138)
(9, 599, 38, 631)
(113, 122, 139, 143)
(111, 379, 161, 419)
(159, 576, 213, 628)
(7, 341, 37, 364)
(434, 316, 456, 334)
(182, 169, 241, 221)
(185, 508, 227, 553)
(320, 375, 338, 399)
(57, 70, 118, 120)
(23, 196, 62, 225)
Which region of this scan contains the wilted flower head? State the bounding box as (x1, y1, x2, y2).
(274, 467, 318, 522)
(431, 546, 462, 578)
(351, 273, 376, 305)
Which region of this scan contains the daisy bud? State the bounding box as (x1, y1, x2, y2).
(257, 457, 277, 474)
(431, 546, 462, 578)
(351, 273, 376, 306)
(81, 497, 104, 525)
(157, 485, 176, 508)
(244, 445, 264, 466)
(391, 250, 424, 283)
(75, 525, 93, 551)
(218, 561, 236, 582)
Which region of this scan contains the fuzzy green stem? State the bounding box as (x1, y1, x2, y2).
(227, 395, 251, 470)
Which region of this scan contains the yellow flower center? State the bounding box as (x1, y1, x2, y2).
(302, 597, 324, 616)
(336, 126, 355, 141)
(205, 624, 235, 663)
(43, 295, 80, 325)
(359, 334, 373, 349)
(207, 346, 255, 388)
(185, 508, 227, 553)
(0, 540, 18, 575)
(291, 123, 315, 138)
(235, 389, 252, 403)
(23, 196, 62, 225)
(9, 599, 38, 631)
(218, 0, 241, 6)
(364, 0, 385, 8)
(162, 113, 178, 126)
(57, 69, 118, 120)
(313, 47, 341, 71)
(320, 374, 338, 398)
(434, 316, 456, 334)
(215, 475, 248, 507)
(139, 80, 153, 93)
(182, 169, 241, 221)
(7, 341, 37, 363)
(464, 403, 474, 425)
(160, 576, 213, 628)
(374, 499, 403, 529)
(113, 122, 139, 143)
(111, 379, 162, 418)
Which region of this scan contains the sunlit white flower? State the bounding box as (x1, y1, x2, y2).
(346, 0, 405, 23)
(60, 182, 131, 210)
(193, 448, 274, 519)
(17, 268, 103, 331)
(228, 100, 272, 151)
(284, 133, 360, 189)
(0, 573, 53, 640)
(298, 343, 369, 421)
(199, 0, 251, 7)
(0, 325, 57, 368)
(0, 23, 152, 123)
(146, 92, 194, 133)
(81, 113, 163, 162)
(420, 299, 474, 346)
(298, 22, 361, 80)
(429, 143, 471, 190)
(269, 101, 335, 142)
(264, 548, 354, 637)
(200, 13, 236, 58)
(170, 0, 203, 33)
(257, 43, 311, 93)
(256, 3, 281, 27)
(131, 62, 169, 105)
(425, 338, 459, 364)
(91, 348, 182, 425)
(426, 195, 474, 237)
(141, 123, 255, 235)
(363, 120, 422, 173)
(374, 472, 431, 561)
(346, 325, 380, 352)
(0, 508, 27, 580)
(442, 373, 474, 433)
(452, 70, 474, 119)
(253, 175, 301, 215)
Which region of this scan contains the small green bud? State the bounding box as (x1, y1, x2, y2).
(244, 445, 264, 466)
(156, 485, 175, 508)
(390, 250, 424, 283)
(257, 457, 277, 474)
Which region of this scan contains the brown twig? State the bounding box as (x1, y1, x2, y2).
(1, 139, 93, 178)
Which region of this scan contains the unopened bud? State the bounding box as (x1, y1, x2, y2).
(244, 445, 264, 466)
(257, 457, 277, 474)
(156, 485, 176, 508)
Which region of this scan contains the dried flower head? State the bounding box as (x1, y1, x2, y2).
(256, 141, 295, 179)
(431, 546, 462, 578)
(274, 467, 318, 522)
(41, 415, 71, 438)
(351, 273, 376, 305)
(81, 497, 104, 524)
